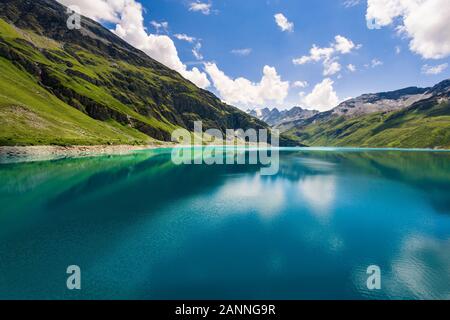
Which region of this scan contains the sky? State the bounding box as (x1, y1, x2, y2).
(59, 0, 450, 111)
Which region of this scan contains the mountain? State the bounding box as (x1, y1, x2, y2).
(284, 79, 450, 149)
(247, 108, 271, 122)
(0, 0, 286, 146)
(330, 86, 429, 118)
(246, 106, 318, 127)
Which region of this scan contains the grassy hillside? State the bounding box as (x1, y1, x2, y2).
(0, 0, 272, 146)
(0, 56, 155, 146)
(0, 17, 169, 145)
(285, 97, 450, 149)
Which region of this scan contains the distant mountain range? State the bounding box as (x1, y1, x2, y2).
(280, 79, 450, 149)
(246, 79, 450, 148)
(0, 0, 299, 146)
(246, 107, 319, 127)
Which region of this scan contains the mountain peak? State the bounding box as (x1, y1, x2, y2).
(330, 84, 435, 118)
(247, 106, 319, 126)
(427, 78, 450, 95)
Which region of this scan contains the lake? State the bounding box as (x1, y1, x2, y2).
(0, 148, 449, 299)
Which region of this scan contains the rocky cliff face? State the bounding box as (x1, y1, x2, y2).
(247, 106, 318, 127)
(330, 87, 430, 118)
(0, 0, 276, 145)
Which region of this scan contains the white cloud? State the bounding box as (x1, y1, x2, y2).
(173, 34, 204, 62)
(274, 13, 294, 32)
(189, 1, 212, 15)
(150, 20, 168, 33)
(174, 33, 195, 43)
(192, 42, 203, 60)
(371, 58, 383, 67)
(395, 46, 401, 54)
(347, 64, 356, 72)
(293, 35, 359, 77)
(293, 81, 309, 88)
(204, 63, 290, 108)
(293, 45, 335, 65)
(57, 0, 210, 89)
(366, 0, 450, 59)
(323, 59, 342, 76)
(231, 48, 252, 56)
(422, 63, 448, 75)
(57, 0, 120, 22)
(334, 35, 356, 54)
(301, 78, 340, 111)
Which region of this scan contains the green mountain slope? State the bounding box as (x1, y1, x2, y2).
(0, 0, 274, 146)
(0, 48, 151, 145)
(285, 82, 450, 149)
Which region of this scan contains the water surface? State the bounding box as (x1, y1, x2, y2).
(0, 148, 449, 299)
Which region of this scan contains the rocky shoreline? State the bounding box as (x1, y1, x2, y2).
(0, 142, 264, 164)
(0, 144, 175, 164)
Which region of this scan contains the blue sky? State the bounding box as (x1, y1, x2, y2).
(61, 0, 450, 110)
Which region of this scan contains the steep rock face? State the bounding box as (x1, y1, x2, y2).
(0, 0, 277, 145)
(247, 106, 318, 127)
(427, 79, 450, 96)
(331, 87, 430, 118)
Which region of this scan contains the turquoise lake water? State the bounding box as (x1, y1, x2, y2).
(0, 148, 449, 299)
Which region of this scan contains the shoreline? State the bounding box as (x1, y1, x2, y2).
(1, 144, 449, 165)
(0, 142, 262, 164)
(0, 144, 175, 164)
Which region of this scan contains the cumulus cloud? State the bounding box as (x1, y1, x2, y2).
(58, 0, 210, 89)
(293, 81, 309, 88)
(58, 0, 120, 22)
(301, 78, 339, 111)
(274, 13, 294, 32)
(366, 0, 450, 59)
(422, 63, 448, 75)
(204, 63, 290, 108)
(293, 35, 359, 76)
(347, 64, 356, 72)
(231, 48, 252, 56)
(334, 35, 357, 54)
(293, 46, 334, 65)
(324, 59, 342, 76)
(188, 1, 212, 15)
